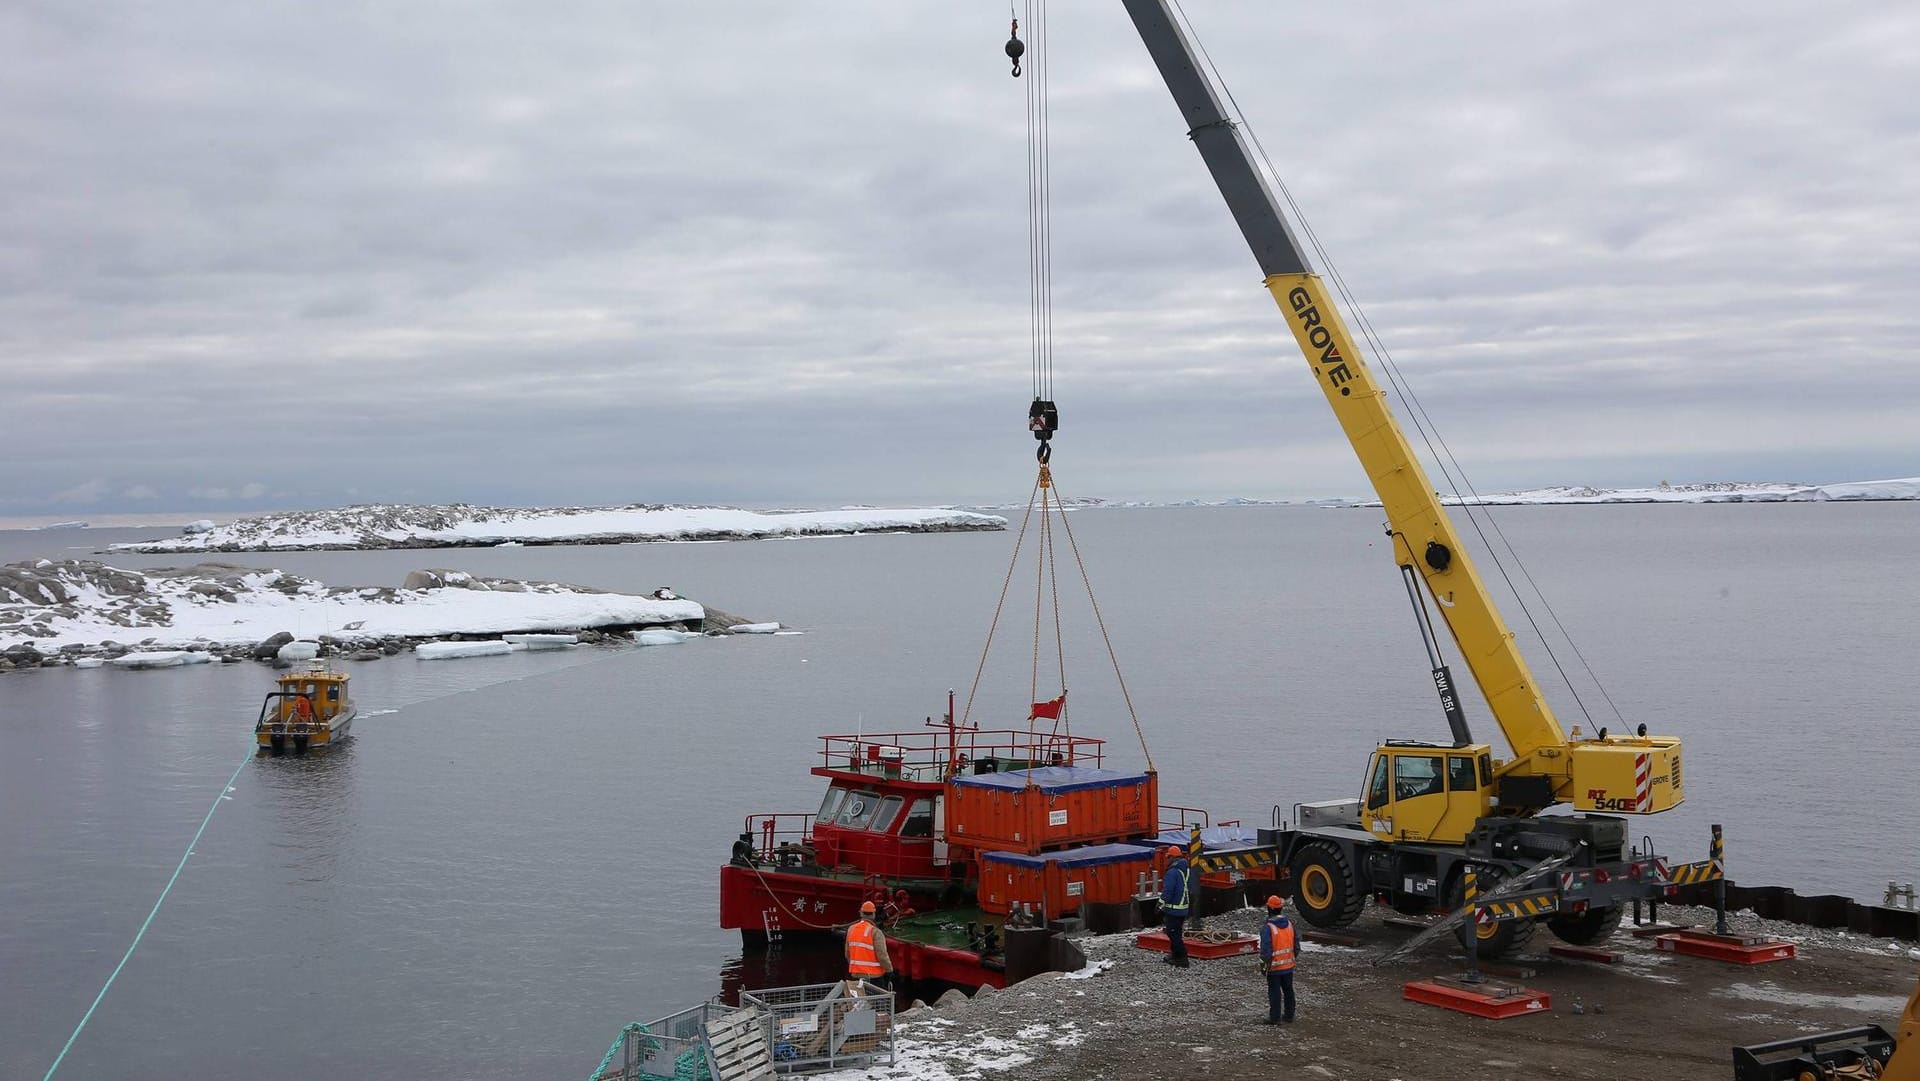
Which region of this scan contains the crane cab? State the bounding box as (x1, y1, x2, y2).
(1359, 741, 1494, 847)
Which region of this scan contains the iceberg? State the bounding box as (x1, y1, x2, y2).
(729, 622, 781, 634)
(109, 650, 214, 669)
(632, 628, 695, 646)
(502, 633, 578, 650)
(415, 641, 514, 661)
(277, 640, 321, 663)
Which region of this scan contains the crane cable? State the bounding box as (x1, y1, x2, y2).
(1165, 0, 1628, 733)
(963, 12, 1151, 771)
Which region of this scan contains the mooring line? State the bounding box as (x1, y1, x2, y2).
(41, 743, 255, 1081)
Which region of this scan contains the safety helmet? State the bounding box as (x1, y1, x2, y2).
(1163, 845, 1183, 860)
(859, 901, 877, 915)
(1266, 894, 1285, 911)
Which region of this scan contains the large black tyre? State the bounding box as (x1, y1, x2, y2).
(1547, 904, 1625, 946)
(1449, 868, 1538, 959)
(1288, 841, 1365, 929)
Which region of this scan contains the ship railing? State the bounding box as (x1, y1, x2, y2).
(743, 813, 816, 861)
(815, 729, 1106, 782)
(1158, 804, 1213, 834)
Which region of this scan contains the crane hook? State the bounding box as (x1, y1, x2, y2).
(1006, 19, 1025, 77)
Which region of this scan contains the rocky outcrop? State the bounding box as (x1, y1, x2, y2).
(1, 559, 744, 669)
(107, 502, 1008, 553)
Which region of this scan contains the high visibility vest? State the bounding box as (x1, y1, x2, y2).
(1163, 865, 1191, 913)
(846, 919, 885, 977)
(1266, 922, 1296, 972)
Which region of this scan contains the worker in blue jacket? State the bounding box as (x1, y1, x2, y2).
(1160, 845, 1192, 967)
(1257, 894, 1298, 1024)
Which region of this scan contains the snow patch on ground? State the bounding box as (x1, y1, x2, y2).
(1713, 981, 1910, 1013)
(1060, 959, 1115, 980)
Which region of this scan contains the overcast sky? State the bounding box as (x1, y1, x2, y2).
(3, 1, 1916, 522)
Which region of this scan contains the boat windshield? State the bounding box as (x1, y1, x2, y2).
(868, 795, 904, 833)
(817, 787, 847, 822)
(834, 791, 883, 829)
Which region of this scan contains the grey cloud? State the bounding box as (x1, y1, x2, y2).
(2, 2, 1916, 518)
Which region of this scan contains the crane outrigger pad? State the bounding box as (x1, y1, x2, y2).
(1654, 928, 1796, 965)
(1403, 977, 1551, 1020)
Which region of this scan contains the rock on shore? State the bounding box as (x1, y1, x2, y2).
(0, 559, 726, 666)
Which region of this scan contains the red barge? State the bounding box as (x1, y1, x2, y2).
(721, 700, 1265, 991)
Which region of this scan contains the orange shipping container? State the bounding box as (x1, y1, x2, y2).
(945, 766, 1158, 856)
(978, 843, 1156, 917)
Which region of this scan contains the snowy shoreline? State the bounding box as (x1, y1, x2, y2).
(1342, 477, 1920, 507)
(107, 503, 1008, 554)
(0, 559, 767, 667)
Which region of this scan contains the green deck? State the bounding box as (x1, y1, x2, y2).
(887, 906, 1004, 950)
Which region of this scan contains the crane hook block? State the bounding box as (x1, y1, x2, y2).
(1028, 399, 1058, 440)
(1006, 20, 1025, 77)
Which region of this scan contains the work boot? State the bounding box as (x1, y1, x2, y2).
(1173, 956, 1190, 968)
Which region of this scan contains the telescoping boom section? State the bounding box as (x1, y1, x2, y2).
(1116, 0, 1679, 823)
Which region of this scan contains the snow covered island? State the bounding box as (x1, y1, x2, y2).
(1346, 477, 1920, 507)
(0, 559, 752, 667)
(109, 503, 1007, 554)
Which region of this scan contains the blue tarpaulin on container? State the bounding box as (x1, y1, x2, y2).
(980, 842, 1157, 869)
(948, 765, 1151, 796)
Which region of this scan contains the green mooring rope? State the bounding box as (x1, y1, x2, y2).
(41, 744, 255, 1081)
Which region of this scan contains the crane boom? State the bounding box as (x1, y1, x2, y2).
(1117, 0, 1567, 764)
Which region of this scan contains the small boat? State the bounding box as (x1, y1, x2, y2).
(254, 662, 356, 754)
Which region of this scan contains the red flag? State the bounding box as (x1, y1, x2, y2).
(1029, 694, 1065, 721)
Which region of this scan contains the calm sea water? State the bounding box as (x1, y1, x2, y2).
(3, 504, 1917, 1078)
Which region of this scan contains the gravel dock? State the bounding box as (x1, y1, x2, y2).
(826, 905, 1918, 1080)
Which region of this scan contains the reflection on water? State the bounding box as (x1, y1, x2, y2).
(717, 941, 848, 1007)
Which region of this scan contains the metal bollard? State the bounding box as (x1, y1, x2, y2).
(1711, 824, 1729, 936)
(1462, 867, 1482, 983)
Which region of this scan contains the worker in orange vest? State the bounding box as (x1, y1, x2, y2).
(1257, 894, 1297, 1024)
(845, 901, 894, 991)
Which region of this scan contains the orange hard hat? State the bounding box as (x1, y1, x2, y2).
(1266, 895, 1285, 910)
(859, 901, 876, 915)
(1163, 845, 1183, 859)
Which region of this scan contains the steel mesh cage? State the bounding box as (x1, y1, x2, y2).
(740, 980, 895, 1073)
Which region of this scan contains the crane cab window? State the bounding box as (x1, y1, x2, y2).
(868, 795, 905, 833)
(816, 787, 847, 822)
(1447, 756, 1478, 792)
(835, 791, 883, 829)
(1366, 757, 1391, 810)
(1394, 755, 1444, 801)
(1479, 753, 1493, 787)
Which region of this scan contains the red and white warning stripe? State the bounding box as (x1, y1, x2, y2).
(1634, 753, 1652, 811)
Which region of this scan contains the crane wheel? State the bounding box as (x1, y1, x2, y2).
(1449, 867, 1538, 958)
(1288, 841, 1364, 929)
(1547, 904, 1625, 946)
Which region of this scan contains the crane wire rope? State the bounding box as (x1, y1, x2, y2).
(1164, 0, 1625, 731)
(961, 473, 1043, 730)
(1049, 475, 1153, 771)
(1022, 0, 1056, 404)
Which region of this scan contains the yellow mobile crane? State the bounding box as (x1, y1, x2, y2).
(1113, 2, 1709, 955)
